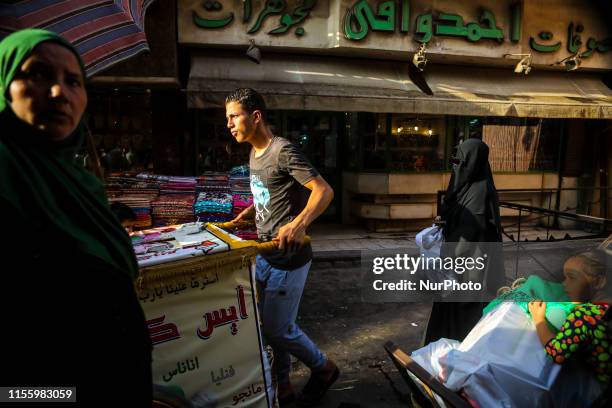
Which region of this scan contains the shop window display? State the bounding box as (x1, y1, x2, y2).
(84, 90, 154, 176)
(388, 114, 445, 172)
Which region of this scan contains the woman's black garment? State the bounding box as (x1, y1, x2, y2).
(1, 226, 153, 406)
(424, 139, 503, 344)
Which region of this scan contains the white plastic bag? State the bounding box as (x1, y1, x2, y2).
(415, 225, 457, 293)
(415, 224, 443, 259)
(411, 303, 601, 407)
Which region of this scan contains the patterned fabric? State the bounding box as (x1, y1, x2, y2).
(545, 303, 611, 383)
(194, 192, 233, 215)
(0, 0, 155, 76)
(232, 193, 254, 208)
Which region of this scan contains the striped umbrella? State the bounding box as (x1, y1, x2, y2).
(0, 0, 155, 77)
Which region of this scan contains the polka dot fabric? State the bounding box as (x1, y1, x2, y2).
(545, 303, 610, 383)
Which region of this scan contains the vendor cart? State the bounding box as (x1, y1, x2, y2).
(132, 221, 285, 408)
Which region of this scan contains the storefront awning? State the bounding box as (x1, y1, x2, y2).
(187, 51, 612, 119)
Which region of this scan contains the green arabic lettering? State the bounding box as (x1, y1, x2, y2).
(401, 0, 410, 33)
(269, 0, 317, 35)
(530, 31, 561, 52)
(580, 37, 612, 57)
(343, 0, 396, 41)
(580, 37, 597, 58)
(243, 0, 252, 23)
(567, 22, 583, 54)
(343, 1, 370, 41)
(464, 23, 483, 42)
(434, 10, 502, 42)
(372, 1, 395, 32)
(193, 12, 234, 29)
(510, 2, 521, 43)
(248, 0, 286, 34)
(193, 1, 233, 29)
(478, 9, 503, 42)
(414, 13, 432, 43)
(434, 13, 466, 37)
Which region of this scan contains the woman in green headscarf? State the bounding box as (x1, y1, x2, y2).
(0, 29, 152, 404)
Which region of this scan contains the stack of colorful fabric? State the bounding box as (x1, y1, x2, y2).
(159, 176, 197, 196)
(196, 172, 230, 193)
(194, 191, 233, 223)
(229, 165, 251, 215)
(108, 196, 152, 228)
(229, 166, 253, 221)
(231, 192, 253, 217)
(105, 173, 160, 229)
(151, 194, 195, 227)
(227, 166, 257, 239)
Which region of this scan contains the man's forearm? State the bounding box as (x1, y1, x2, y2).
(294, 181, 334, 228)
(237, 204, 255, 220)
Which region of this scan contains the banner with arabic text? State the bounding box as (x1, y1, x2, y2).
(140, 262, 271, 407)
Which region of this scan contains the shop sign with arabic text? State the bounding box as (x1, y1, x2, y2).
(178, 0, 611, 69)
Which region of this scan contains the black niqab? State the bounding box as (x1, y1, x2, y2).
(442, 138, 501, 242)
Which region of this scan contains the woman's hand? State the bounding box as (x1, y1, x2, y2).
(528, 300, 547, 323)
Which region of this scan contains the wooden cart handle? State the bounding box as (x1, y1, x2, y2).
(257, 236, 312, 253)
(215, 220, 254, 230)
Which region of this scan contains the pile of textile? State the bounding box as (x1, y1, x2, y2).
(228, 166, 257, 239)
(196, 172, 230, 193)
(159, 176, 197, 196)
(229, 165, 251, 216)
(105, 173, 160, 228)
(151, 194, 195, 227)
(194, 191, 234, 223)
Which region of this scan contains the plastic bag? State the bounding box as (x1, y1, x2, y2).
(412, 303, 601, 407)
(415, 225, 443, 259)
(415, 225, 457, 295)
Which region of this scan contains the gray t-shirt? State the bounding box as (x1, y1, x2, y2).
(249, 136, 319, 270)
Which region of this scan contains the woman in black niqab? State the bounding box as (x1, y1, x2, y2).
(424, 138, 504, 344)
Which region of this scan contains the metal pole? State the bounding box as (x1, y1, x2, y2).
(546, 192, 552, 240)
(515, 208, 522, 280)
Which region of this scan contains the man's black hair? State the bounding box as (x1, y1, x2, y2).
(225, 88, 267, 120)
(110, 202, 136, 223)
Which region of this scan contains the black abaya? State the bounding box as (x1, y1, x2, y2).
(424, 139, 504, 344)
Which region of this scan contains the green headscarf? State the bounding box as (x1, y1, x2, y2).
(0, 29, 138, 279)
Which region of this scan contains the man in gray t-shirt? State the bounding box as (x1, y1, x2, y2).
(226, 89, 339, 405)
(250, 135, 317, 270)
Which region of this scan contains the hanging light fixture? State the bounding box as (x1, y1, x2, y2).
(503, 53, 532, 75)
(557, 53, 582, 71)
(412, 43, 428, 71)
(246, 39, 261, 64)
